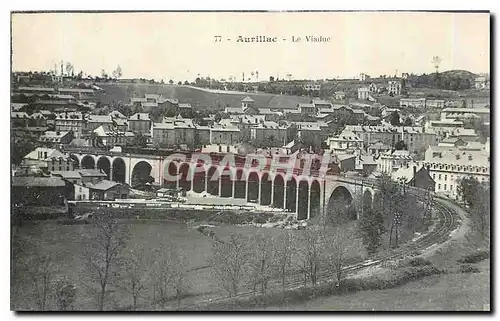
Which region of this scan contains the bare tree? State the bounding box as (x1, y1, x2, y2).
(84, 214, 129, 311)
(150, 241, 189, 309)
(28, 254, 55, 311)
(112, 65, 123, 79)
(273, 230, 293, 291)
(296, 229, 322, 286)
(65, 62, 74, 77)
(123, 245, 148, 311)
(432, 56, 442, 74)
(248, 234, 275, 295)
(210, 234, 250, 297)
(54, 277, 77, 311)
(321, 226, 361, 286)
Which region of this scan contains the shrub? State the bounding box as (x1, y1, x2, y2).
(459, 264, 481, 274)
(457, 250, 490, 264)
(407, 257, 433, 267)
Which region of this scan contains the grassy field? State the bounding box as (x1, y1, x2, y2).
(260, 259, 490, 311)
(11, 219, 362, 311)
(96, 83, 311, 110)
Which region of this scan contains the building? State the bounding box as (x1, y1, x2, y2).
(210, 125, 241, 145)
(440, 107, 490, 124)
(225, 96, 256, 114)
(358, 87, 370, 100)
(55, 112, 86, 138)
(303, 83, 321, 91)
(88, 180, 130, 201)
(423, 146, 490, 198)
(425, 119, 465, 139)
(334, 91, 346, 100)
(93, 125, 135, 147)
(11, 176, 71, 207)
(345, 125, 401, 148)
(368, 83, 378, 93)
(377, 150, 413, 174)
(426, 99, 445, 109)
(400, 98, 426, 109)
(366, 141, 392, 156)
(450, 128, 478, 143)
(77, 169, 108, 185)
(391, 162, 435, 191)
(83, 115, 113, 135)
(128, 113, 152, 136)
(297, 103, 317, 116)
(474, 75, 490, 90)
(11, 112, 31, 128)
(325, 130, 363, 153)
(39, 131, 75, 146)
(359, 73, 370, 82)
(438, 137, 467, 148)
(397, 127, 437, 153)
(250, 121, 288, 147)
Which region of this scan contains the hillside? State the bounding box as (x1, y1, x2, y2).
(96, 83, 311, 111)
(409, 70, 478, 91)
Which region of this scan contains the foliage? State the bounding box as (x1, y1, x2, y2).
(84, 214, 130, 310)
(359, 208, 385, 255)
(247, 234, 275, 295)
(389, 110, 401, 126)
(457, 176, 481, 207)
(394, 140, 408, 150)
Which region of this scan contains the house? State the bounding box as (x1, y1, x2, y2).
(334, 91, 346, 100)
(39, 131, 74, 145)
(249, 121, 288, 147)
(440, 107, 490, 124)
(355, 154, 378, 176)
(423, 146, 489, 198)
(400, 98, 426, 109)
(55, 112, 86, 138)
(359, 73, 370, 82)
(88, 180, 130, 201)
(11, 176, 72, 207)
(333, 153, 357, 172)
(210, 125, 241, 145)
(77, 169, 108, 185)
(297, 103, 317, 116)
(93, 125, 135, 147)
(425, 119, 465, 139)
(83, 115, 113, 135)
(377, 150, 413, 174)
(303, 83, 321, 91)
(368, 83, 378, 93)
(426, 99, 445, 109)
(50, 171, 90, 200)
(325, 130, 363, 153)
(391, 162, 435, 191)
(11, 112, 31, 128)
(438, 137, 467, 148)
(358, 87, 370, 100)
(366, 141, 391, 156)
(450, 128, 478, 142)
(128, 113, 152, 136)
(387, 81, 402, 95)
(225, 97, 256, 114)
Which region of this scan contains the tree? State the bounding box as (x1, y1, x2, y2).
(54, 277, 77, 311)
(123, 245, 148, 311)
(25, 253, 56, 311)
(457, 176, 481, 207)
(101, 69, 108, 79)
(389, 111, 401, 126)
(169, 79, 174, 84)
(65, 62, 74, 77)
(394, 140, 407, 150)
(84, 214, 129, 311)
(248, 234, 275, 295)
(269, 76, 275, 82)
(112, 65, 123, 79)
(403, 118, 413, 126)
(273, 231, 293, 291)
(359, 208, 385, 255)
(177, 81, 182, 85)
(321, 226, 360, 286)
(150, 241, 189, 309)
(432, 56, 442, 74)
(296, 229, 322, 286)
(210, 234, 250, 297)
(468, 183, 490, 240)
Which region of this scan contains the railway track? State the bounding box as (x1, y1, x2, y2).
(166, 197, 459, 310)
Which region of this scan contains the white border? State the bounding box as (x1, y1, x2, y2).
(2, 1, 496, 320)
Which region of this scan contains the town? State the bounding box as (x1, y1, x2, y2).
(10, 11, 491, 313)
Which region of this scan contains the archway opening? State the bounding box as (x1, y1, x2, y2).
(192, 165, 206, 193)
(220, 168, 233, 198)
(297, 180, 309, 220)
(247, 172, 260, 203)
(326, 186, 355, 224)
(164, 162, 178, 189)
(234, 169, 246, 199)
(260, 172, 272, 206)
(285, 176, 297, 212)
(112, 158, 126, 183)
(178, 163, 191, 192)
(69, 154, 80, 169)
(131, 161, 153, 189)
(96, 157, 111, 180)
(310, 180, 321, 219)
(207, 167, 219, 196)
(81, 155, 95, 169)
(272, 175, 285, 208)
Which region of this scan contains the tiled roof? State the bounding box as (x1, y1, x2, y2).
(77, 169, 107, 177)
(12, 176, 66, 187)
(89, 180, 122, 191)
(51, 171, 82, 180)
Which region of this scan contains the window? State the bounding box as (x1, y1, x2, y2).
(439, 174, 441, 180)
(444, 175, 447, 181)
(438, 184, 441, 190)
(444, 184, 447, 191)
(433, 173, 436, 179)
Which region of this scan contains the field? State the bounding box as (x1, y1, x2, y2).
(260, 259, 490, 311)
(11, 219, 362, 311)
(96, 83, 311, 111)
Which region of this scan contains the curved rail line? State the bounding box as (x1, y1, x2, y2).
(161, 197, 458, 311)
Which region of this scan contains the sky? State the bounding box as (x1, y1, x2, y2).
(11, 12, 490, 82)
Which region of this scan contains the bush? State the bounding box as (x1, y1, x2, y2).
(406, 257, 433, 267)
(253, 216, 268, 224)
(457, 250, 490, 264)
(459, 264, 481, 274)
